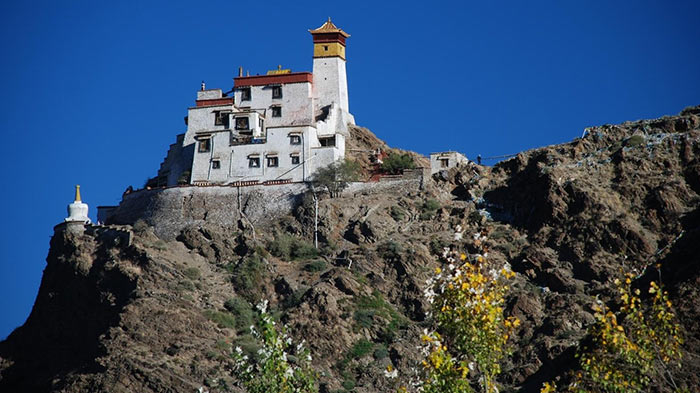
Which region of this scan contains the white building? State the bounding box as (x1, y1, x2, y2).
(429, 151, 469, 174)
(157, 19, 355, 186)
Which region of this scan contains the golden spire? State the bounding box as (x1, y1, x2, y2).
(75, 185, 81, 202)
(309, 17, 350, 37)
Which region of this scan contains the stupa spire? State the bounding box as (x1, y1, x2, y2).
(65, 185, 90, 224)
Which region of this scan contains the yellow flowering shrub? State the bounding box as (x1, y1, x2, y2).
(542, 274, 683, 393)
(415, 232, 519, 393)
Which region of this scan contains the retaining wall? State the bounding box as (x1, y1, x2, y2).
(105, 175, 423, 240)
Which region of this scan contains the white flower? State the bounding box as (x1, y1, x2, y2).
(384, 368, 398, 379)
(256, 299, 269, 313)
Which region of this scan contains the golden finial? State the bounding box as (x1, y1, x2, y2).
(75, 185, 82, 202)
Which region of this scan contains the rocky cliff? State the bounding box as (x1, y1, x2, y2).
(1, 106, 699, 392)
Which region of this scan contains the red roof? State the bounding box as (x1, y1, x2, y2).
(234, 72, 313, 88)
(195, 97, 234, 107)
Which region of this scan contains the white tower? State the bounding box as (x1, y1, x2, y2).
(65, 185, 90, 224)
(310, 18, 351, 115)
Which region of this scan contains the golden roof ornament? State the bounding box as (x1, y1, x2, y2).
(309, 17, 350, 37)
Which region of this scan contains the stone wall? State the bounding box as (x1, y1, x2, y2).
(104, 174, 424, 240)
(105, 183, 307, 239)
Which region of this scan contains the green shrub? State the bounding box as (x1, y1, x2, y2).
(424, 199, 440, 211)
(373, 345, 388, 360)
(624, 134, 645, 147)
(268, 234, 318, 261)
(282, 287, 309, 310)
(353, 291, 407, 342)
(268, 234, 293, 259)
(304, 260, 327, 272)
(178, 280, 195, 291)
(420, 199, 441, 220)
(203, 310, 236, 329)
(231, 254, 265, 292)
(381, 152, 416, 174)
(223, 297, 254, 330)
(353, 309, 375, 328)
(153, 240, 168, 250)
(293, 242, 319, 260)
(215, 339, 230, 351)
(312, 159, 362, 197)
(349, 338, 374, 359)
(341, 379, 355, 391)
(233, 333, 262, 361)
(389, 205, 405, 221)
(377, 241, 401, 261)
(183, 267, 201, 280)
(429, 238, 445, 256)
(609, 141, 623, 152)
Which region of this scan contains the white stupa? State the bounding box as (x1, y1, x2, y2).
(65, 185, 91, 224)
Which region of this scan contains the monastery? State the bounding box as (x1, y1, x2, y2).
(156, 18, 355, 187)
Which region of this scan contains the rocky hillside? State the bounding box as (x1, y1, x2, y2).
(1, 106, 699, 392)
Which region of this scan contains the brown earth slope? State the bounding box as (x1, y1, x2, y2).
(1, 106, 699, 392)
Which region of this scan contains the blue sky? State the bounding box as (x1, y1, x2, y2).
(1, 0, 698, 339)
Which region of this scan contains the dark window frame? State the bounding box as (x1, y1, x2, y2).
(272, 86, 282, 99)
(198, 138, 211, 152)
(235, 116, 250, 130)
(240, 87, 251, 101)
(319, 136, 336, 147)
(290, 135, 301, 145)
(248, 157, 260, 168)
(212, 160, 221, 169)
(267, 156, 279, 167)
(214, 111, 229, 127)
(271, 106, 282, 117)
(291, 155, 300, 165)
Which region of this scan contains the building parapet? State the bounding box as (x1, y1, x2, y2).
(234, 72, 313, 87)
(195, 97, 234, 107)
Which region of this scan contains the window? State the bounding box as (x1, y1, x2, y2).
(290, 135, 301, 145)
(212, 160, 221, 169)
(240, 87, 251, 101)
(267, 156, 279, 167)
(248, 157, 260, 168)
(214, 111, 229, 127)
(440, 158, 449, 168)
(323, 45, 329, 51)
(198, 138, 211, 152)
(291, 155, 300, 165)
(235, 117, 250, 130)
(272, 86, 282, 99)
(271, 106, 282, 117)
(319, 136, 335, 147)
